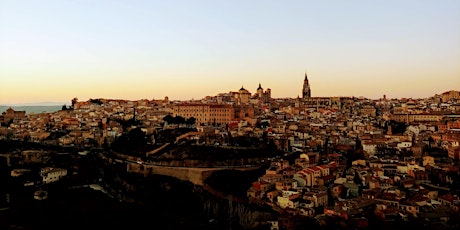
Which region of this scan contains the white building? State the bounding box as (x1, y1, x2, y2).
(40, 167, 67, 184)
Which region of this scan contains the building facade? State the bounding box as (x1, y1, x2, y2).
(172, 103, 234, 125)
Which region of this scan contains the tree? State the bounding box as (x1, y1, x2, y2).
(428, 136, 435, 149)
(163, 115, 187, 125)
(388, 120, 407, 134)
(61, 105, 68, 111)
(173, 116, 186, 124)
(353, 170, 363, 185)
(186, 117, 196, 127)
(163, 114, 174, 125)
(103, 138, 110, 150)
(110, 127, 148, 156)
(23, 135, 30, 143)
(354, 135, 362, 151)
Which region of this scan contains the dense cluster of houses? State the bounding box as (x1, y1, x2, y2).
(1, 85, 460, 228)
(243, 90, 460, 229)
(247, 150, 460, 229)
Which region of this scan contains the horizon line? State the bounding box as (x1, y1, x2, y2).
(1, 93, 447, 107)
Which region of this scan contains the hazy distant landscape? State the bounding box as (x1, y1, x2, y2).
(0, 105, 62, 114)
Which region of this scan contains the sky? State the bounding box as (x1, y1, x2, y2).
(1, 0, 459, 105)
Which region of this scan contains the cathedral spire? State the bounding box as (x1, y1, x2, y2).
(302, 71, 311, 99)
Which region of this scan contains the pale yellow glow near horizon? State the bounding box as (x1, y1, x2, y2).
(1, 67, 459, 105)
(1, 53, 460, 105)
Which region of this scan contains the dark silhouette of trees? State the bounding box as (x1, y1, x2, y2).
(185, 117, 196, 127)
(260, 120, 269, 129)
(203, 168, 266, 198)
(89, 98, 103, 105)
(154, 128, 196, 145)
(353, 170, 363, 185)
(427, 136, 435, 149)
(355, 135, 362, 151)
(113, 117, 140, 130)
(387, 120, 407, 134)
(162, 115, 188, 125)
(163, 114, 174, 124)
(174, 116, 186, 124)
(110, 127, 148, 156)
(232, 135, 261, 147)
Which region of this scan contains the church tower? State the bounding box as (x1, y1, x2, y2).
(257, 83, 263, 98)
(302, 72, 311, 99)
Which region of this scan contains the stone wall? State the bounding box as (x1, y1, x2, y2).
(127, 162, 219, 186)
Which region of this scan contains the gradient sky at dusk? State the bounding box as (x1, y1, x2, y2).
(1, 0, 459, 105)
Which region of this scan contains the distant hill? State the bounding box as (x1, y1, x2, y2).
(0, 105, 62, 114)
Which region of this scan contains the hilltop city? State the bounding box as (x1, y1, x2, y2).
(1, 73, 460, 229)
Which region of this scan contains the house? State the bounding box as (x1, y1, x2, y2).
(268, 220, 279, 230)
(293, 169, 314, 187)
(399, 200, 421, 216)
(277, 192, 301, 209)
(303, 189, 328, 208)
(10, 168, 31, 177)
(247, 186, 261, 199)
(298, 206, 315, 217)
(411, 143, 425, 159)
(324, 197, 377, 221)
(317, 174, 336, 186)
(277, 212, 295, 230)
(275, 178, 298, 191)
(29, 131, 51, 142)
(279, 166, 296, 177)
(248, 181, 272, 199)
(438, 194, 460, 211)
(21, 150, 48, 163)
(448, 145, 460, 162)
(266, 190, 281, 203)
(259, 174, 284, 184)
(294, 157, 309, 169)
(40, 167, 67, 184)
(418, 205, 452, 225)
(362, 188, 380, 200)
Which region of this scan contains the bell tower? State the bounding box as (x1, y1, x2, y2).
(302, 71, 311, 99)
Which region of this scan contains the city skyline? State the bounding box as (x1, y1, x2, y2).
(1, 0, 459, 105)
